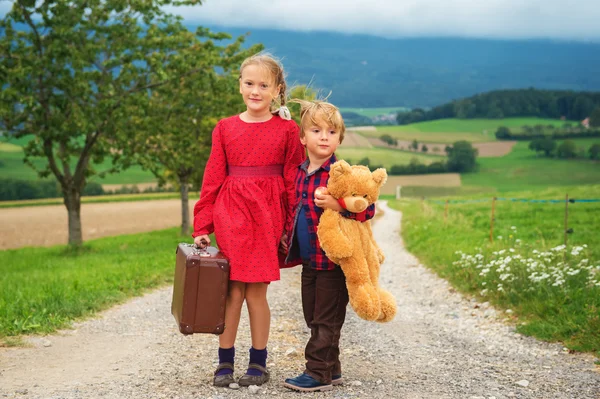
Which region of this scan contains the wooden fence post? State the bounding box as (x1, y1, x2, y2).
(444, 199, 449, 224)
(490, 197, 496, 243)
(564, 194, 569, 248)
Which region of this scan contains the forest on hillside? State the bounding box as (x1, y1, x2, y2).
(396, 89, 600, 124)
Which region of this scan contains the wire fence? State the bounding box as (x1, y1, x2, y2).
(425, 195, 600, 246)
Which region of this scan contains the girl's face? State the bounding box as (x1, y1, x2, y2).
(239, 64, 280, 117)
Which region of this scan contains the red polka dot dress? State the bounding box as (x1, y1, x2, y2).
(193, 115, 306, 283)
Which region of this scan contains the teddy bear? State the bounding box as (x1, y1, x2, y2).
(316, 160, 397, 322)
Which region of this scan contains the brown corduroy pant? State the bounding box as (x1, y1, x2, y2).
(301, 265, 349, 384)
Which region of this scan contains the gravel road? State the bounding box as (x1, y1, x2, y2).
(1, 201, 598, 399)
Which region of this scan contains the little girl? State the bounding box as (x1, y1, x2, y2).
(192, 53, 306, 387)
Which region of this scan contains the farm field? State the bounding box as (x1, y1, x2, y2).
(356, 117, 568, 143)
(0, 199, 195, 250)
(339, 106, 409, 118)
(462, 141, 600, 192)
(0, 136, 157, 184)
(336, 147, 442, 168)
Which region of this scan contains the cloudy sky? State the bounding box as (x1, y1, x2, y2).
(164, 0, 600, 41)
(1, 1, 598, 41)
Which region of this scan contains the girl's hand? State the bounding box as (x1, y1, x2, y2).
(279, 233, 288, 253)
(194, 235, 210, 248)
(315, 188, 343, 212)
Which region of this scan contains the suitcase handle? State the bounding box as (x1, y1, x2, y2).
(182, 242, 211, 257)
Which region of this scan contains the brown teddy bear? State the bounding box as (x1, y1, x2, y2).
(317, 160, 397, 322)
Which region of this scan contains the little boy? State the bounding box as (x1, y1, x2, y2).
(282, 100, 375, 392)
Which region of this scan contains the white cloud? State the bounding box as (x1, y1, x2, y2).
(164, 0, 600, 41)
(1, 1, 598, 41)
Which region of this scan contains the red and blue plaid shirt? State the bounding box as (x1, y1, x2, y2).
(285, 154, 375, 270)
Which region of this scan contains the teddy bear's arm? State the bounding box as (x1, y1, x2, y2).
(364, 221, 385, 263)
(317, 209, 354, 261)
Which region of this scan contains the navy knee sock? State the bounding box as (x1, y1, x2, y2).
(247, 347, 267, 376)
(216, 346, 235, 376)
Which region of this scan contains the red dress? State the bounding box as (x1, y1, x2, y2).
(193, 115, 306, 283)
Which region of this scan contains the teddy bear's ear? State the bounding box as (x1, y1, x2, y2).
(372, 168, 388, 187)
(330, 160, 352, 180)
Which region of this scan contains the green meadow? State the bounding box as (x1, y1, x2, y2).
(340, 106, 409, 118)
(0, 229, 215, 339)
(0, 138, 156, 184)
(462, 141, 600, 192)
(367, 117, 567, 143)
(389, 184, 600, 356)
(337, 147, 444, 168)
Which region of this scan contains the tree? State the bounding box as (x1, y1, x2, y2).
(556, 140, 578, 159)
(0, 0, 202, 246)
(380, 134, 397, 146)
(421, 144, 428, 153)
(589, 144, 600, 160)
(528, 138, 556, 157)
(446, 141, 478, 172)
(123, 29, 261, 236)
(590, 107, 600, 128)
(495, 126, 512, 140)
(411, 139, 419, 151)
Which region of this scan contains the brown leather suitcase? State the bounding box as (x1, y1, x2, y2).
(171, 243, 230, 335)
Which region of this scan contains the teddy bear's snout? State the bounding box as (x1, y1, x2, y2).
(346, 197, 368, 212)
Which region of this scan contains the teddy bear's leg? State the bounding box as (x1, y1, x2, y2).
(317, 210, 353, 261)
(340, 257, 381, 321)
(376, 288, 397, 323)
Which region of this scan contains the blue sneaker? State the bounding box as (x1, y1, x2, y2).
(283, 373, 333, 392)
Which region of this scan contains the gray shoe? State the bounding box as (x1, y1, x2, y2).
(213, 362, 235, 387)
(238, 363, 270, 386)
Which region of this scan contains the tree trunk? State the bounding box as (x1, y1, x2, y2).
(180, 178, 190, 237)
(63, 185, 83, 246)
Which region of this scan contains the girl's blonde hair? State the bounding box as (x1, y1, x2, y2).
(291, 99, 346, 144)
(239, 52, 287, 112)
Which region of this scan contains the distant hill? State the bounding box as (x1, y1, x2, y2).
(198, 25, 600, 108)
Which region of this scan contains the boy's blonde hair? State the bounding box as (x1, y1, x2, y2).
(292, 100, 346, 144)
(240, 52, 287, 111)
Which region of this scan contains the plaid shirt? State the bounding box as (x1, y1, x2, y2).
(285, 154, 375, 270)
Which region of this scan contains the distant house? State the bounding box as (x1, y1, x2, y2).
(582, 117, 590, 128)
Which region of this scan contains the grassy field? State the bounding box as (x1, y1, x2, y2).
(340, 106, 409, 118)
(362, 118, 567, 143)
(390, 184, 600, 357)
(0, 137, 156, 184)
(0, 228, 214, 339)
(462, 140, 600, 192)
(337, 147, 443, 168)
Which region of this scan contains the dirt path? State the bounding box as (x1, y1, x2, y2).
(1, 202, 598, 398)
(0, 199, 193, 250)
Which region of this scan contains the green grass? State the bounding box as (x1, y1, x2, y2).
(337, 147, 443, 168)
(462, 141, 600, 192)
(0, 139, 156, 184)
(0, 228, 213, 338)
(0, 192, 185, 208)
(390, 185, 600, 356)
(340, 106, 409, 118)
(367, 118, 566, 143)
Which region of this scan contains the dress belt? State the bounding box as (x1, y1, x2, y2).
(228, 164, 284, 177)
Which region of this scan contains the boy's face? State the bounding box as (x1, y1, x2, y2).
(300, 117, 341, 160)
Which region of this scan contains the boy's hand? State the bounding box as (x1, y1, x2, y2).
(315, 187, 343, 212)
(279, 233, 288, 253)
(194, 235, 210, 248)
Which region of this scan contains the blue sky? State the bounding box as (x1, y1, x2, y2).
(2, 1, 599, 41)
